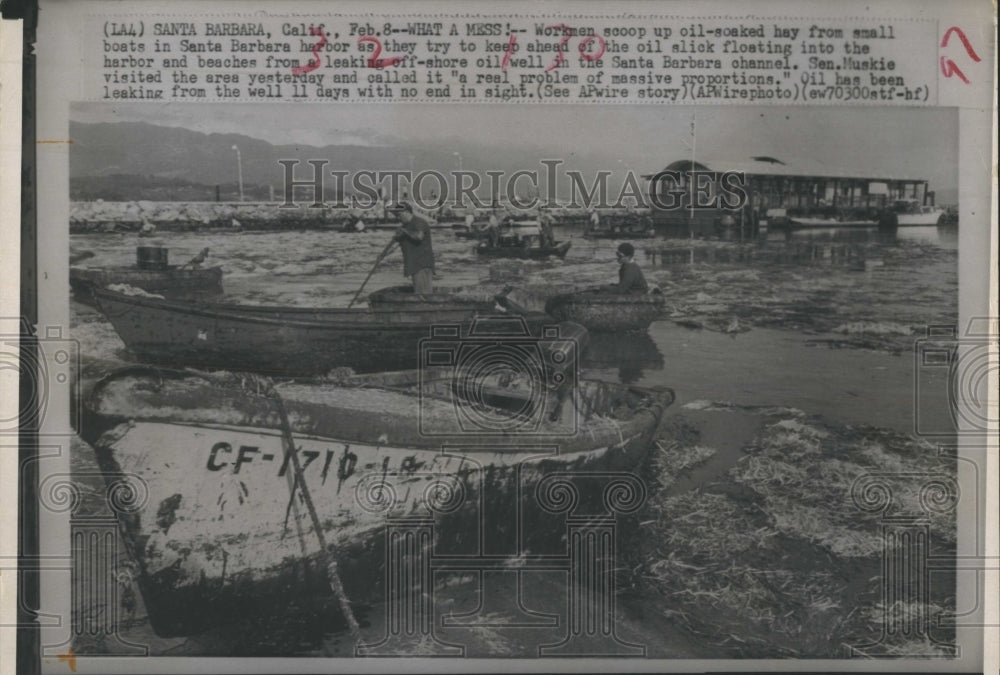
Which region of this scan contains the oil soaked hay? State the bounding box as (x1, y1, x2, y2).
(681, 400, 807, 418)
(848, 601, 956, 658)
(639, 239, 955, 352)
(637, 490, 851, 656)
(652, 440, 716, 490)
(643, 417, 711, 489)
(867, 600, 949, 628)
(630, 408, 956, 657)
(833, 321, 914, 336)
(765, 497, 875, 558)
(734, 418, 957, 555)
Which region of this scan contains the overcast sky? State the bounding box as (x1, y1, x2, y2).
(72, 103, 958, 191)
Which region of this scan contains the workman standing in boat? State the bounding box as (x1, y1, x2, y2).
(538, 211, 556, 248)
(588, 207, 601, 233)
(391, 202, 435, 294)
(483, 205, 501, 247)
(612, 242, 648, 294)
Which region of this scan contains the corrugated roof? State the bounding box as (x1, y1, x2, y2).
(643, 157, 928, 182)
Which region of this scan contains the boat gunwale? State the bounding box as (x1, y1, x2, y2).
(83, 364, 675, 452)
(92, 286, 550, 330)
(94, 417, 658, 455)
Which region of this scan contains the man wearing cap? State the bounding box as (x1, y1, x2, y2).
(392, 202, 435, 294)
(612, 242, 648, 294)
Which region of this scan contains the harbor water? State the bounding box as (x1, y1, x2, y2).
(68, 221, 959, 657)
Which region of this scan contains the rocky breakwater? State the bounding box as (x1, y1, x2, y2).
(70, 201, 389, 233)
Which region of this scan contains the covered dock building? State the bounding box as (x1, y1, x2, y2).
(643, 156, 936, 237)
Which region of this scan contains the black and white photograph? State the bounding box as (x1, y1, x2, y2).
(63, 100, 969, 658)
(5, 1, 996, 673)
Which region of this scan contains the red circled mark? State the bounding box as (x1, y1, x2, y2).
(939, 57, 970, 84)
(578, 35, 606, 62)
(501, 34, 517, 70)
(940, 27, 981, 61)
(358, 36, 403, 69)
(939, 27, 980, 85)
(544, 24, 573, 72)
(292, 26, 327, 75)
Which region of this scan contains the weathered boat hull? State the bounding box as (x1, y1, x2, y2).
(475, 240, 572, 260)
(70, 265, 224, 305)
(367, 285, 498, 311)
(545, 290, 666, 332)
(83, 367, 674, 636)
(91, 287, 561, 375)
(366, 285, 536, 317)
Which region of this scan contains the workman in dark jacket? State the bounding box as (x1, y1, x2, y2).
(391, 202, 435, 294)
(613, 242, 648, 294)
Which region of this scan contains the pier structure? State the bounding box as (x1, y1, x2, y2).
(643, 156, 935, 237)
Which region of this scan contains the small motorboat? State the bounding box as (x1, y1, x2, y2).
(71, 246, 224, 306)
(475, 239, 572, 260)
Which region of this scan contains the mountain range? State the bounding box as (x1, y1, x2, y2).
(69, 120, 958, 206)
(69, 120, 618, 201)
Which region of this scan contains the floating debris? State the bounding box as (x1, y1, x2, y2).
(832, 321, 914, 336)
(629, 407, 956, 658)
(652, 440, 716, 489)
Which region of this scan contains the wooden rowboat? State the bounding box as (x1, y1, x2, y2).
(70, 265, 224, 306)
(545, 288, 667, 332)
(475, 240, 572, 260)
(81, 365, 674, 636)
(366, 285, 534, 316)
(368, 284, 495, 309)
(91, 287, 576, 376)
